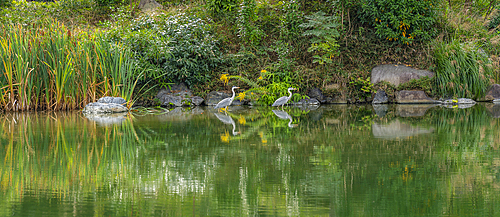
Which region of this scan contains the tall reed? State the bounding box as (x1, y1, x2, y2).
(0, 19, 140, 111)
(434, 40, 493, 99)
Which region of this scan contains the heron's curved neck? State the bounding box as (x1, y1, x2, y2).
(288, 117, 293, 128)
(231, 88, 237, 100)
(288, 89, 293, 99)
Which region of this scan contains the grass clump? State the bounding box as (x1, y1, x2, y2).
(433, 40, 494, 99)
(0, 19, 140, 111)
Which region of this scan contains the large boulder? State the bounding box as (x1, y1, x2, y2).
(156, 83, 204, 107)
(396, 90, 440, 104)
(479, 84, 500, 101)
(371, 64, 434, 87)
(307, 88, 326, 103)
(82, 96, 129, 114)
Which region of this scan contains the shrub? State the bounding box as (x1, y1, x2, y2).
(206, 0, 239, 17)
(360, 0, 439, 45)
(105, 13, 224, 87)
(299, 11, 341, 65)
(0, 0, 11, 7)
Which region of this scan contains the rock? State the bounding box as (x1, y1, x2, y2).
(441, 98, 476, 104)
(293, 98, 321, 105)
(191, 96, 204, 106)
(206, 91, 230, 106)
(396, 104, 438, 117)
(372, 119, 434, 140)
(396, 90, 440, 104)
(372, 89, 389, 104)
(440, 98, 476, 109)
(138, 0, 163, 11)
(372, 104, 389, 117)
(97, 96, 127, 105)
(371, 64, 434, 87)
(325, 93, 348, 104)
(82, 102, 128, 114)
(307, 88, 326, 103)
(84, 113, 127, 126)
(494, 99, 500, 104)
(479, 84, 500, 101)
(156, 83, 204, 107)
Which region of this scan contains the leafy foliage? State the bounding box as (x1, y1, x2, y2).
(360, 0, 439, 45)
(237, 0, 265, 46)
(348, 76, 376, 99)
(206, 0, 239, 16)
(299, 11, 340, 64)
(105, 13, 224, 87)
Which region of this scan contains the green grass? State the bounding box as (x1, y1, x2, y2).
(0, 19, 140, 111)
(433, 40, 493, 99)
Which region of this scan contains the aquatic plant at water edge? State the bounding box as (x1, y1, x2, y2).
(433, 40, 493, 99)
(0, 20, 141, 111)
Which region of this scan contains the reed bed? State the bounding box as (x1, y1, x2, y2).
(434, 40, 493, 99)
(0, 19, 139, 111)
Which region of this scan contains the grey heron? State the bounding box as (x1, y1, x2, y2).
(215, 86, 240, 111)
(272, 87, 296, 109)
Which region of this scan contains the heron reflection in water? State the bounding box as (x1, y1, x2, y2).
(272, 110, 297, 128)
(214, 112, 240, 135)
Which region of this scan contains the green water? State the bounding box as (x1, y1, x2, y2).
(1, 104, 500, 216)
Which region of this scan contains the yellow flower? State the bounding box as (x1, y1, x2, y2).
(220, 74, 229, 85)
(258, 76, 263, 80)
(220, 131, 229, 143)
(238, 115, 246, 125)
(238, 92, 245, 101)
(260, 69, 267, 73)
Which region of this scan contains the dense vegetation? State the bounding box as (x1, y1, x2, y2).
(1, 0, 500, 110)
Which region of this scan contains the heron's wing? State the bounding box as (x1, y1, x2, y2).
(272, 96, 289, 106)
(214, 97, 231, 109)
(213, 113, 235, 125)
(272, 110, 291, 120)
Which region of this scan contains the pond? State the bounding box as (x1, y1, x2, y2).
(1, 104, 500, 216)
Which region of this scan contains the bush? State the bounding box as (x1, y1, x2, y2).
(360, 0, 439, 45)
(299, 11, 340, 65)
(206, 0, 239, 17)
(0, 0, 11, 7)
(105, 13, 224, 87)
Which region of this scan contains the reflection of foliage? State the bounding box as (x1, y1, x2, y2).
(220, 130, 230, 143)
(2, 106, 500, 216)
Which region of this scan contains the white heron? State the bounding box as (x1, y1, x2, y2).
(272, 87, 296, 109)
(215, 86, 240, 111)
